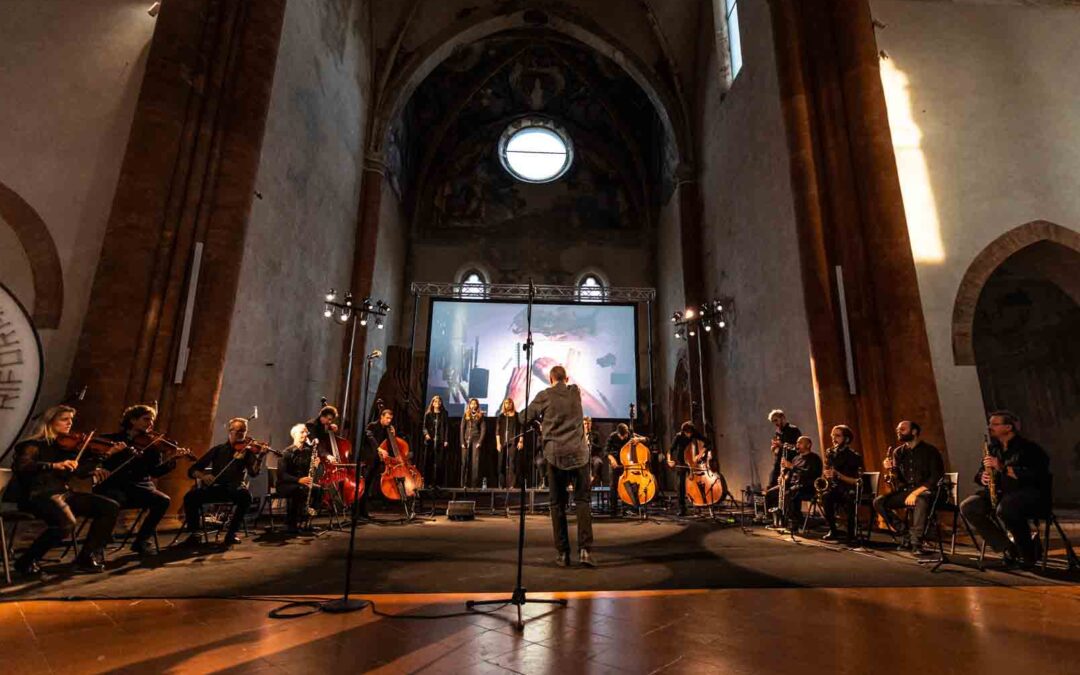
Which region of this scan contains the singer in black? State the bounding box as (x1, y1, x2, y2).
(872, 420, 945, 554)
(667, 421, 711, 517)
(820, 425, 864, 542)
(604, 424, 631, 517)
(182, 417, 262, 547)
(780, 436, 823, 530)
(960, 411, 1051, 568)
(522, 365, 595, 567)
(460, 398, 485, 487)
(422, 395, 449, 485)
(94, 404, 177, 556)
(277, 424, 325, 533)
(11, 405, 119, 575)
(361, 407, 396, 518)
(496, 398, 523, 488)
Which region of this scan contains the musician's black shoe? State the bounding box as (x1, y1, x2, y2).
(74, 554, 105, 574)
(895, 535, 912, 551)
(179, 533, 203, 548)
(555, 552, 570, 567)
(14, 558, 43, 578)
(131, 538, 155, 556)
(912, 540, 935, 556)
(821, 530, 842, 543)
(579, 549, 597, 568)
(222, 534, 242, 548)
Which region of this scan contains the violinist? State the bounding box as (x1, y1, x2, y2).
(11, 405, 119, 575)
(94, 404, 179, 556)
(181, 417, 263, 547)
(496, 398, 524, 489)
(667, 421, 710, 517)
(361, 407, 396, 519)
(820, 425, 864, 543)
(277, 424, 324, 534)
(604, 424, 631, 517)
(422, 395, 449, 485)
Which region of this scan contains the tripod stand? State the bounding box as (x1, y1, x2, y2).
(465, 280, 567, 630)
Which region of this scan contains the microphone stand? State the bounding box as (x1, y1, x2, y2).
(321, 350, 379, 614)
(466, 279, 568, 630)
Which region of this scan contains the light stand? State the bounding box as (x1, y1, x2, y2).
(318, 289, 389, 615)
(465, 280, 567, 630)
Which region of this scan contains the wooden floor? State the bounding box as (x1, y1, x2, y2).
(4, 586, 1080, 674)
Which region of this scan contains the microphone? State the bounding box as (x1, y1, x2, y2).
(77, 386, 87, 402)
(320, 396, 328, 407)
(369, 349, 383, 360)
(251, 406, 259, 420)
(629, 403, 637, 420)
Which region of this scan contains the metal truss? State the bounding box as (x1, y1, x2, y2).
(409, 282, 655, 303)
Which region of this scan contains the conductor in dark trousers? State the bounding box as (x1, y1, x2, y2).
(522, 365, 595, 567)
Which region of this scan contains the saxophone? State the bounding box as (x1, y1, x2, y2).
(883, 443, 904, 490)
(983, 435, 998, 509)
(303, 438, 320, 517)
(814, 446, 836, 501)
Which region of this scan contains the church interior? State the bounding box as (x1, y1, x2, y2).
(2, 1, 1079, 673)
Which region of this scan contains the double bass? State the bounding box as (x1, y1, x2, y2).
(617, 408, 657, 507)
(683, 437, 726, 507)
(322, 429, 362, 507)
(379, 424, 424, 500)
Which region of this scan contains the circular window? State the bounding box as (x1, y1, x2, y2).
(498, 119, 573, 183)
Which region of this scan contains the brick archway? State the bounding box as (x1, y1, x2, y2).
(0, 181, 63, 328)
(952, 220, 1080, 365)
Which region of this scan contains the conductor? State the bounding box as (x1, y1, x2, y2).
(522, 365, 595, 568)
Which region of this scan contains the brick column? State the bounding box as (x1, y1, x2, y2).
(70, 0, 287, 504)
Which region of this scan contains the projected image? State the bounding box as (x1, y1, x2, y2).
(426, 300, 637, 419)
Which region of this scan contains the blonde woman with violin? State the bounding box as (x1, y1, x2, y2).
(182, 417, 267, 548)
(11, 405, 121, 576)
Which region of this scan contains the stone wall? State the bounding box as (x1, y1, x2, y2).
(0, 1, 154, 411)
(695, 0, 817, 491)
(212, 0, 370, 454)
(871, 0, 1080, 496)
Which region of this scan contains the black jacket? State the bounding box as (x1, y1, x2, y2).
(188, 442, 261, 489)
(605, 432, 629, 461)
(787, 451, 823, 492)
(12, 437, 97, 502)
(423, 410, 449, 446)
(460, 415, 486, 448)
(828, 445, 864, 484)
(278, 443, 320, 487)
(669, 430, 710, 468)
(770, 423, 802, 487)
(364, 421, 394, 464)
(496, 413, 522, 450)
(522, 382, 588, 470)
(974, 435, 1050, 498)
(96, 430, 176, 491)
(896, 441, 944, 492)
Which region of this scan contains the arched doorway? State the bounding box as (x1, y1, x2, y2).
(971, 239, 1080, 504)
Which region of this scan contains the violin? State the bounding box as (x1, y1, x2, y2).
(617, 433, 657, 507)
(379, 424, 423, 501)
(130, 431, 196, 462)
(55, 431, 127, 461)
(230, 437, 273, 459)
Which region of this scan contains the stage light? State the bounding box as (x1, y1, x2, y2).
(675, 328, 684, 339)
(323, 308, 333, 319)
(688, 329, 696, 337)
(338, 311, 349, 323)
(360, 317, 368, 327)
(671, 311, 682, 323)
(719, 320, 726, 328)
(376, 317, 384, 330)
(685, 308, 695, 319)
(704, 323, 712, 332)
(377, 301, 390, 312)
(325, 289, 336, 302)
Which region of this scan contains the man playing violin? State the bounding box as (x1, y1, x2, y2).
(11, 405, 120, 575)
(181, 417, 263, 547)
(94, 404, 186, 556)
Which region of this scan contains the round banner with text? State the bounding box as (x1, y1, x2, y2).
(0, 282, 43, 457)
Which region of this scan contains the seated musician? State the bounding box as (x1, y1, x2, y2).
(821, 425, 864, 542)
(181, 417, 262, 547)
(94, 404, 177, 556)
(960, 411, 1051, 568)
(766, 409, 801, 520)
(604, 424, 631, 517)
(11, 405, 119, 575)
(872, 420, 944, 554)
(667, 421, 710, 517)
(276, 424, 324, 534)
(780, 436, 822, 531)
(360, 407, 395, 519)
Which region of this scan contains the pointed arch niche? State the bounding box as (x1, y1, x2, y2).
(0, 181, 63, 328)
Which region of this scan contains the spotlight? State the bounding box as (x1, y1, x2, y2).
(338, 311, 349, 323)
(325, 289, 336, 302)
(704, 323, 712, 332)
(360, 317, 368, 327)
(675, 328, 684, 340)
(377, 301, 390, 312)
(719, 320, 726, 328)
(671, 312, 682, 323)
(323, 308, 333, 319)
(344, 292, 353, 307)
(689, 329, 696, 337)
(685, 308, 695, 319)
(376, 317, 384, 330)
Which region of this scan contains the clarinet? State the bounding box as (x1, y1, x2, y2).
(303, 439, 320, 517)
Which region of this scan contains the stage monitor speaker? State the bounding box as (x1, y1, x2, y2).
(447, 500, 476, 521)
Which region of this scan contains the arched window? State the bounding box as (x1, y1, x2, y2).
(459, 270, 488, 299)
(577, 274, 605, 303)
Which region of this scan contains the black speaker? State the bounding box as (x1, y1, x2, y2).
(447, 500, 476, 521)
(468, 368, 489, 398)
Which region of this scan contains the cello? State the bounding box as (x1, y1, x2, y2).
(682, 437, 726, 507)
(616, 405, 656, 507)
(379, 424, 424, 501)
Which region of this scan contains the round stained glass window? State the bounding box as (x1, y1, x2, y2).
(498, 119, 573, 183)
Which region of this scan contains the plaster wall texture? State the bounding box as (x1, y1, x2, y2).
(696, 0, 817, 491)
(655, 191, 685, 444)
(0, 0, 154, 410)
(211, 0, 370, 454)
(871, 1, 1080, 491)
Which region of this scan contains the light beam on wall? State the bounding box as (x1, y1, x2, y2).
(879, 57, 946, 264)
